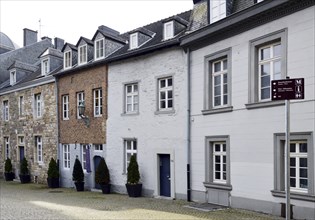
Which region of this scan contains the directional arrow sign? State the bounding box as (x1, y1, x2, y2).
(271, 78, 304, 100)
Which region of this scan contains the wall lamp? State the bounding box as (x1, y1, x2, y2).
(78, 101, 90, 127)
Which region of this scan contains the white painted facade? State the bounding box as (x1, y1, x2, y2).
(189, 7, 314, 219)
(107, 48, 188, 199)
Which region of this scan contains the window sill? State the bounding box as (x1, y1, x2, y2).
(203, 182, 232, 191)
(271, 190, 315, 202)
(202, 106, 233, 115)
(94, 115, 102, 118)
(121, 112, 139, 117)
(245, 100, 284, 109)
(155, 109, 175, 115)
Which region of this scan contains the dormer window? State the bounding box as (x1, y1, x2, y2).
(210, 0, 226, 24)
(41, 59, 49, 76)
(130, 33, 138, 49)
(164, 21, 174, 40)
(95, 38, 105, 60)
(64, 51, 72, 69)
(78, 45, 87, 65)
(10, 70, 16, 85)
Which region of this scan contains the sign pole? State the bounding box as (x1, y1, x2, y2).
(285, 98, 291, 220)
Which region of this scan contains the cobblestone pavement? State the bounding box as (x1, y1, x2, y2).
(0, 180, 284, 220)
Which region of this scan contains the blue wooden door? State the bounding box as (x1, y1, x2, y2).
(94, 156, 101, 189)
(159, 154, 171, 197)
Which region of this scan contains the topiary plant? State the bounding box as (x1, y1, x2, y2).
(127, 155, 140, 184)
(5, 158, 13, 173)
(47, 158, 59, 178)
(72, 158, 84, 182)
(95, 158, 110, 185)
(20, 157, 29, 175)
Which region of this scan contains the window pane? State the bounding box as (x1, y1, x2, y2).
(214, 86, 221, 96)
(134, 103, 138, 111)
(290, 144, 296, 152)
(274, 44, 281, 57)
(168, 78, 172, 87)
(223, 60, 227, 70)
(261, 88, 270, 99)
(133, 141, 137, 150)
(261, 75, 270, 87)
(127, 104, 132, 112)
(214, 75, 221, 85)
(223, 164, 226, 171)
(160, 80, 166, 88)
(215, 144, 220, 152)
(223, 155, 226, 163)
(134, 95, 138, 103)
(161, 91, 166, 99)
(274, 73, 281, 80)
(300, 168, 307, 178)
(290, 168, 296, 177)
(168, 100, 173, 108)
(223, 95, 228, 105)
(274, 61, 281, 75)
(300, 158, 307, 167)
(215, 155, 220, 163)
(214, 62, 221, 72)
(300, 179, 308, 189)
(290, 178, 296, 187)
(127, 86, 132, 93)
(127, 141, 131, 150)
(223, 74, 227, 83)
(299, 143, 307, 153)
(215, 172, 220, 179)
(214, 97, 221, 106)
(160, 101, 166, 108)
(134, 85, 138, 92)
(168, 90, 173, 99)
(127, 96, 132, 104)
(223, 172, 226, 180)
(223, 84, 228, 94)
(260, 47, 270, 60)
(290, 158, 296, 166)
(215, 164, 220, 171)
(261, 64, 270, 76)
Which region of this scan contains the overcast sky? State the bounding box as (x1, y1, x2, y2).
(0, 0, 193, 48)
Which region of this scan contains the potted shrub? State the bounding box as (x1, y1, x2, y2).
(47, 158, 59, 188)
(95, 158, 110, 194)
(125, 155, 142, 197)
(19, 157, 30, 184)
(4, 158, 15, 181)
(72, 158, 84, 191)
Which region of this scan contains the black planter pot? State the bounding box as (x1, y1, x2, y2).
(5, 172, 15, 181)
(100, 184, 111, 194)
(74, 182, 85, 191)
(126, 183, 142, 197)
(19, 174, 31, 184)
(47, 177, 60, 188)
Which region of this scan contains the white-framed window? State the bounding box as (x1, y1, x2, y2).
(130, 33, 138, 49)
(124, 139, 137, 173)
(210, 0, 226, 24)
(3, 100, 9, 121)
(212, 58, 228, 107)
(4, 137, 10, 159)
(213, 142, 227, 184)
(34, 93, 42, 118)
(41, 58, 49, 76)
(81, 144, 88, 170)
(164, 21, 174, 40)
(63, 144, 70, 169)
(35, 136, 43, 163)
(64, 51, 72, 69)
(78, 45, 87, 65)
(77, 92, 85, 119)
(19, 96, 24, 117)
(290, 141, 308, 192)
(95, 38, 105, 60)
(125, 83, 139, 113)
(258, 42, 281, 101)
(94, 144, 103, 151)
(158, 77, 173, 110)
(93, 89, 102, 117)
(10, 70, 16, 86)
(62, 95, 69, 120)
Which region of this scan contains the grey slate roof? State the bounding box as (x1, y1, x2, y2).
(61, 43, 77, 52)
(39, 47, 63, 58)
(8, 60, 38, 72)
(0, 39, 53, 83)
(76, 37, 94, 47)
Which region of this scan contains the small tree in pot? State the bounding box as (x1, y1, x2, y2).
(4, 158, 15, 181)
(72, 158, 84, 191)
(19, 157, 30, 184)
(95, 158, 110, 194)
(125, 155, 142, 197)
(47, 158, 59, 188)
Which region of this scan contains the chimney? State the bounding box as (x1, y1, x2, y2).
(54, 37, 64, 50)
(23, 28, 38, 47)
(98, 25, 120, 36)
(41, 36, 52, 43)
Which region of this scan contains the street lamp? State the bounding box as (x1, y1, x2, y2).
(78, 101, 90, 127)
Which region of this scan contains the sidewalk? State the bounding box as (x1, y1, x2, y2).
(0, 180, 284, 220)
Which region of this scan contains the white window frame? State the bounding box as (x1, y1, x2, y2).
(94, 144, 103, 152)
(210, 0, 226, 24)
(35, 136, 43, 164)
(258, 42, 282, 101)
(64, 50, 72, 69)
(124, 139, 137, 173)
(125, 83, 139, 113)
(4, 137, 10, 159)
(78, 45, 87, 65)
(34, 93, 42, 118)
(158, 77, 173, 111)
(95, 38, 105, 60)
(63, 144, 70, 169)
(41, 58, 49, 76)
(164, 21, 174, 40)
(62, 95, 69, 120)
(77, 92, 85, 119)
(3, 100, 9, 121)
(130, 33, 138, 49)
(10, 70, 16, 86)
(18, 96, 24, 117)
(213, 142, 227, 184)
(93, 89, 102, 117)
(212, 58, 228, 108)
(81, 144, 88, 171)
